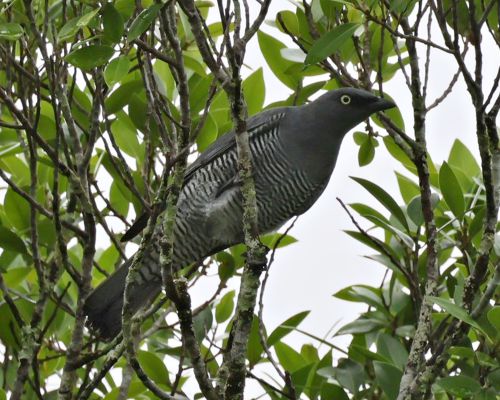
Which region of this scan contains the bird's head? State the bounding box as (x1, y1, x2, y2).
(308, 87, 396, 134)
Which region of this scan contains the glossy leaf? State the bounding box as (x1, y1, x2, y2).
(274, 342, 305, 372)
(435, 375, 481, 397)
(352, 176, 409, 231)
(358, 135, 377, 166)
(487, 306, 500, 333)
(242, 68, 265, 116)
(104, 56, 130, 87)
(429, 296, 488, 337)
(0, 227, 27, 254)
(439, 162, 465, 218)
(336, 318, 384, 335)
(305, 23, 359, 65)
(215, 290, 235, 323)
(65, 45, 114, 70)
(267, 311, 310, 346)
(0, 23, 24, 41)
(127, 4, 162, 41)
(105, 80, 143, 113)
(374, 361, 402, 400)
(137, 350, 170, 385)
(257, 31, 300, 89)
(76, 8, 100, 27)
(110, 115, 143, 162)
(376, 334, 408, 370)
(102, 3, 124, 43)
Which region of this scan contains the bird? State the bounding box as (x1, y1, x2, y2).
(83, 87, 395, 339)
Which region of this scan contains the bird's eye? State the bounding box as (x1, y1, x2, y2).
(340, 95, 351, 105)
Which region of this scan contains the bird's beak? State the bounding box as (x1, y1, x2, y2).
(373, 97, 396, 112)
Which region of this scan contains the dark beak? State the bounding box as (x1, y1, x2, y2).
(373, 97, 396, 112)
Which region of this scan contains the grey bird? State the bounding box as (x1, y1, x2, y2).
(83, 88, 395, 339)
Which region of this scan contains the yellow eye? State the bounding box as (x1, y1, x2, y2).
(340, 95, 351, 105)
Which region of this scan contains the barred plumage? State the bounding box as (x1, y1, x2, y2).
(84, 88, 396, 339)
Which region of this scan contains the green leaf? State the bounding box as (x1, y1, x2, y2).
(104, 56, 130, 87)
(0, 227, 27, 254)
(247, 315, 264, 367)
(396, 173, 420, 203)
(351, 176, 409, 231)
(76, 8, 100, 27)
(110, 114, 143, 161)
(137, 350, 170, 385)
(4, 188, 30, 231)
(65, 45, 114, 70)
(448, 139, 480, 178)
(429, 297, 488, 337)
(334, 285, 385, 310)
(384, 136, 416, 174)
(105, 80, 143, 114)
(274, 342, 305, 372)
(376, 333, 408, 370)
(183, 54, 207, 76)
(260, 232, 297, 249)
(349, 202, 388, 223)
(305, 23, 360, 65)
(277, 10, 300, 36)
(487, 306, 500, 333)
(127, 4, 162, 41)
(336, 318, 384, 335)
(57, 17, 80, 41)
(195, 113, 218, 152)
(102, 3, 124, 43)
(242, 68, 265, 116)
(0, 143, 22, 159)
(358, 135, 376, 166)
(109, 181, 129, 216)
(435, 375, 481, 397)
(363, 214, 414, 248)
(374, 361, 402, 400)
(193, 307, 212, 342)
(439, 162, 465, 218)
(0, 22, 24, 41)
(268, 311, 310, 346)
(257, 31, 301, 90)
(407, 193, 440, 226)
(215, 290, 235, 323)
(331, 359, 365, 394)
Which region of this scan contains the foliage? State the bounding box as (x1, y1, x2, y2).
(0, 0, 499, 399)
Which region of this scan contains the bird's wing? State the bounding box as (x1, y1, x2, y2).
(121, 107, 289, 242)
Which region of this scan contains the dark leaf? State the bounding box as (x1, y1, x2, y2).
(0, 227, 27, 254)
(65, 45, 114, 70)
(435, 375, 481, 397)
(267, 311, 310, 346)
(374, 361, 403, 400)
(351, 176, 409, 231)
(0, 22, 24, 41)
(305, 23, 360, 65)
(215, 290, 235, 323)
(104, 56, 130, 87)
(439, 162, 465, 218)
(102, 3, 124, 43)
(127, 4, 162, 41)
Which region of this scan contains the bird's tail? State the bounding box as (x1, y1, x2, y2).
(83, 259, 161, 340)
